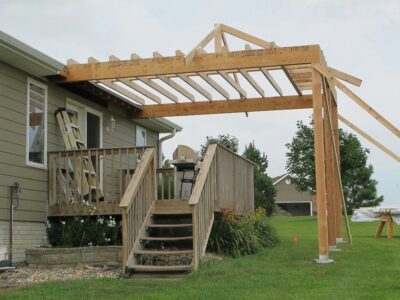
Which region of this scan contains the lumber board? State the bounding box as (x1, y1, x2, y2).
(338, 115, 400, 162)
(333, 78, 400, 138)
(61, 45, 321, 82)
(133, 95, 312, 118)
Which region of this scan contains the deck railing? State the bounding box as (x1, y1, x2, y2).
(119, 148, 156, 270)
(48, 146, 151, 216)
(189, 143, 254, 269)
(156, 167, 175, 200)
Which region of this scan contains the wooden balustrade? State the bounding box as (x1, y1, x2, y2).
(119, 148, 156, 272)
(214, 145, 255, 213)
(48, 146, 151, 216)
(156, 167, 175, 200)
(189, 143, 254, 269)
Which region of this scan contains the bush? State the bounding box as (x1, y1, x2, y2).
(47, 215, 121, 247)
(208, 208, 279, 257)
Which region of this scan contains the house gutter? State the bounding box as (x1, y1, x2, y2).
(159, 129, 177, 168)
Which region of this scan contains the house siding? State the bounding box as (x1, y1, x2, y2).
(275, 180, 313, 203)
(0, 60, 159, 224)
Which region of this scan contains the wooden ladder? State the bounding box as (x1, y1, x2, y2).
(55, 108, 103, 201)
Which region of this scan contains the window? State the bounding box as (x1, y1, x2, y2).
(26, 78, 47, 168)
(136, 126, 147, 147)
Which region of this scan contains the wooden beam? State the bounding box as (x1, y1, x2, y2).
(118, 79, 161, 104)
(339, 115, 400, 162)
(133, 95, 312, 118)
(220, 24, 276, 49)
(61, 45, 321, 82)
(87, 57, 145, 105)
(243, 43, 285, 96)
(177, 74, 213, 100)
(239, 70, 265, 97)
(323, 81, 337, 248)
(324, 65, 362, 87)
(333, 78, 400, 138)
(331, 96, 343, 241)
(198, 72, 230, 99)
(214, 24, 223, 53)
(149, 51, 195, 101)
(282, 66, 302, 96)
(185, 25, 219, 64)
(313, 64, 337, 103)
(260, 67, 283, 96)
(323, 79, 352, 245)
(312, 69, 330, 260)
(219, 71, 247, 98)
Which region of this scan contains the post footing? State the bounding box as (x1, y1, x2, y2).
(314, 255, 334, 264)
(329, 245, 341, 252)
(336, 238, 346, 244)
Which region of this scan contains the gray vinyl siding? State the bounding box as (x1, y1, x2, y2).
(0, 60, 159, 222)
(275, 180, 312, 203)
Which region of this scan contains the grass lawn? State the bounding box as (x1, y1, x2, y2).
(1, 217, 400, 300)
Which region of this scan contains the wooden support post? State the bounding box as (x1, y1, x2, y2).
(324, 84, 337, 250)
(331, 96, 344, 241)
(312, 69, 331, 263)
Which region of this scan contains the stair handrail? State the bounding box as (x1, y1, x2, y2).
(189, 143, 218, 268)
(120, 147, 156, 272)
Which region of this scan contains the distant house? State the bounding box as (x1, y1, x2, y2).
(273, 174, 316, 216)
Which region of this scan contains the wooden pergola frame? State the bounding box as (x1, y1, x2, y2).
(55, 24, 399, 262)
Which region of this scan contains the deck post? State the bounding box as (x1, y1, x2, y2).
(324, 85, 338, 251)
(312, 69, 332, 263)
(332, 98, 344, 242)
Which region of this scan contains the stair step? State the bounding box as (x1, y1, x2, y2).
(134, 250, 193, 255)
(140, 236, 193, 241)
(146, 223, 192, 228)
(152, 211, 192, 216)
(155, 200, 191, 213)
(128, 264, 193, 272)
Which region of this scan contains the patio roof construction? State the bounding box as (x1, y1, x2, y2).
(53, 24, 399, 263)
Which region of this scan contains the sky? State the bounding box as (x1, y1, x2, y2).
(0, 0, 399, 205)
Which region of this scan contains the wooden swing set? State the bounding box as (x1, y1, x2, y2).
(55, 24, 399, 262)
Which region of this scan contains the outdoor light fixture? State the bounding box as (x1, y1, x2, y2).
(106, 115, 116, 132)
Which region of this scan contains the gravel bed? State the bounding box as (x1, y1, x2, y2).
(0, 264, 122, 289)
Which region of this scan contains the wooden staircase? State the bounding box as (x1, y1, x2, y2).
(120, 144, 255, 277)
(126, 200, 194, 275)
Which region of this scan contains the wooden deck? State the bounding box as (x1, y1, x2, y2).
(47, 146, 175, 217)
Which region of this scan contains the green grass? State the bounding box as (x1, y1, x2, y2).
(2, 217, 400, 300)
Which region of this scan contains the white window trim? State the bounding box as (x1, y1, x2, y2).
(26, 77, 48, 169)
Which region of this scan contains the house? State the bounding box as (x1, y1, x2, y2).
(0, 26, 258, 275)
(0, 30, 182, 263)
(273, 174, 316, 216)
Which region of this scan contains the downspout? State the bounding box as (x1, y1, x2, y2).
(158, 129, 177, 168)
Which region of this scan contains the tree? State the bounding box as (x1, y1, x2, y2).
(285, 120, 383, 212)
(243, 142, 276, 215)
(200, 134, 239, 157)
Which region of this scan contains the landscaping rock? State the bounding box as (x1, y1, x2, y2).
(0, 264, 121, 287)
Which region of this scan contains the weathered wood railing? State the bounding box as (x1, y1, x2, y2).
(156, 167, 175, 200)
(48, 146, 151, 216)
(119, 148, 156, 271)
(189, 143, 254, 269)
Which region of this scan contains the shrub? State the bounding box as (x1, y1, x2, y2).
(208, 208, 279, 257)
(47, 215, 121, 247)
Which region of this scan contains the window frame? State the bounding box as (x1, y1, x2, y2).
(136, 125, 147, 147)
(26, 77, 48, 169)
